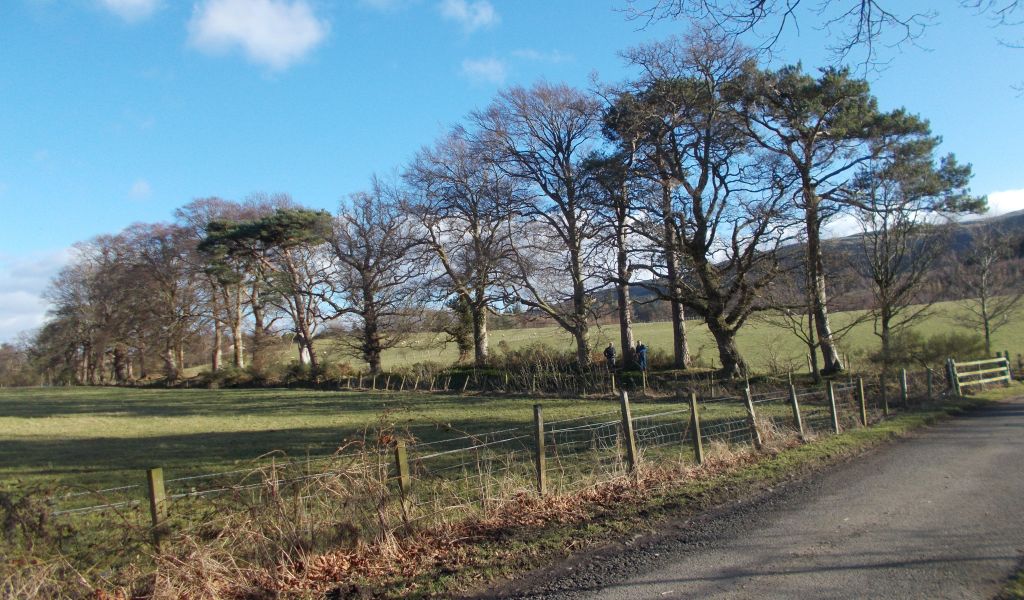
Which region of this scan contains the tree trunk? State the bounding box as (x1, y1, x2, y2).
(211, 320, 222, 372)
(573, 327, 592, 368)
(113, 345, 129, 384)
(138, 345, 147, 379)
(707, 319, 746, 380)
(806, 304, 821, 384)
(804, 197, 843, 374)
(297, 338, 311, 366)
(662, 184, 690, 368)
(472, 304, 489, 368)
(615, 207, 636, 369)
(616, 278, 636, 370)
(231, 290, 244, 368)
(163, 345, 179, 382)
(251, 288, 266, 371)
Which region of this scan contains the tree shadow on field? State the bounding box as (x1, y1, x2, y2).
(0, 387, 528, 419)
(0, 410, 549, 488)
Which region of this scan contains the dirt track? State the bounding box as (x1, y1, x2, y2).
(483, 399, 1024, 599)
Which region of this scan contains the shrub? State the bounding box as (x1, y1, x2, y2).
(869, 330, 986, 370)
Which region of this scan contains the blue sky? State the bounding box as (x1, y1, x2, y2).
(1, 0, 1023, 341)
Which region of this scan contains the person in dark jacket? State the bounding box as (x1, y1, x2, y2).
(635, 341, 648, 371)
(603, 343, 616, 370)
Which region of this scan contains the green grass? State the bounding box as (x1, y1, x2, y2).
(284, 298, 1024, 373)
(0, 386, 697, 492)
(999, 567, 1024, 600)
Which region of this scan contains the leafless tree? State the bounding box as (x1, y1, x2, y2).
(473, 83, 607, 367)
(404, 126, 521, 367)
(954, 226, 1024, 355)
(321, 181, 427, 374)
(624, 1, 1021, 68)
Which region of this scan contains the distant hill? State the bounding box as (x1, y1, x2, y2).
(611, 210, 1024, 321)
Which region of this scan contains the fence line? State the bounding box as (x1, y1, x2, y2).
(45, 363, 987, 551)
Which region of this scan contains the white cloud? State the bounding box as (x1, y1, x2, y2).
(461, 57, 505, 84)
(98, 0, 161, 22)
(512, 49, 573, 63)
(438, 0, 498, 32)
(985, 188, 1024, 216)
(0, 250, 72, 343)
(822, 213, 862, 239)
(187, 0, 329, 71)
(129, 178, 152, 199)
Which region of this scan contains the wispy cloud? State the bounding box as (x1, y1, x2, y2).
(98, 0, 161, 22)
(461, 57, 505, 84)
(439, 0, 498, 32)
(187, 0, 329, 71)
(129, 178, 152, 200)
(512, 49, 574, 64)
(0, 249, 72, 343)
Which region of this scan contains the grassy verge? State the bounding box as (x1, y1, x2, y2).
(397, 395, 1001, 599)
(999, 567, 1024, 600)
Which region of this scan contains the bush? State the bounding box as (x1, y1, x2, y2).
(869, 330, 986, 370)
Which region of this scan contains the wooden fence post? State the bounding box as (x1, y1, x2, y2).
(826, 381, 840, 434)
(394, 440, 411, 497)
(688, 392, 704, 465)
(789, 384, 804, 440)
(610, 372, 617, 395)
(879, 373, 890, 416)
(950, 359, 962, 397)
(533, 404, 546, 496)
(899, 369, 909, 408)
(146, 467, 168, 551)
(619, 390, 638, 472)
(857, 377, 868, 426)
(743, 387, 763, 450)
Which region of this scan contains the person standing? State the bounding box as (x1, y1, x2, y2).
(635, 341, 648, 372)
(604, 343, 617, 370)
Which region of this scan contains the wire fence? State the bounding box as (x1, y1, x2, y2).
(38, 367, 965, 557)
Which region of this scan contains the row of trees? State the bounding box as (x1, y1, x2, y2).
(20, 29, 1010, 386)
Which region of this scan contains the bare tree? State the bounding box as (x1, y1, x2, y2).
(851, 145, 982, 365)
(624, 1, 1021, 67)
(404, 126, 521, 367)
(954, 226, 1024, 355)
(321, 181, 427, 375)
(473, 82, 606, 367)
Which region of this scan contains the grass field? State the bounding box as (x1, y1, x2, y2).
(303, 298, 1024, 372)
(0, 387, 694, 493)
(3, 298, 1020, 496)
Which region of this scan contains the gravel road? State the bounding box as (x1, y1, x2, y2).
(481, 399, 1024, 600)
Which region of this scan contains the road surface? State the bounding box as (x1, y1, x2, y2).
(486, 399, 1024, 599)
